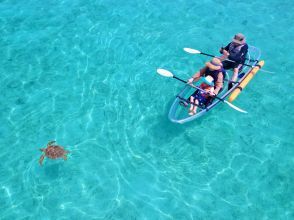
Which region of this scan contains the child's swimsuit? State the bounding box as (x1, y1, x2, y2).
(191, 90, 210, 106)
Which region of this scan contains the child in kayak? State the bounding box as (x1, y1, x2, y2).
(189, 75, 215, 115)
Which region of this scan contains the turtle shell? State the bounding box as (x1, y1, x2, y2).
(45, 145, 66, 159)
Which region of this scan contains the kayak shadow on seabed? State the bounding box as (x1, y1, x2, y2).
(149, 99, 208, 145)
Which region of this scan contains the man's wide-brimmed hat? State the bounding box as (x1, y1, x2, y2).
(232, 33, 246, 44)
(206, 58, 222, 71)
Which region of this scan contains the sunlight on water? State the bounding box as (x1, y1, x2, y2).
(0, 0, 293, 219)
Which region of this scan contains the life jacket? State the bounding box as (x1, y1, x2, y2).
(228, 43, 247, 62)
(191, 83, 213, 106)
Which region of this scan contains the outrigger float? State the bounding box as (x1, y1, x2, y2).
(157, 46, 265, 124)
(228, 60, 265, 102)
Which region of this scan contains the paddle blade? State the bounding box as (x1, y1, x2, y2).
(183, 48, 201, 54)
(224, 100, 248, 113)
(260, 69, 275, 73)
(156, 68, 173, 77)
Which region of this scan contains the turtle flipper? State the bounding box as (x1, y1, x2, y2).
(39, 155, 45, 165)
(63, 155, 67, 161)
(47, 140, 56, 146)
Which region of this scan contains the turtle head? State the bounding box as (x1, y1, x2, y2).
(40, 148, 45, 152)
(47, 140, 56, 147)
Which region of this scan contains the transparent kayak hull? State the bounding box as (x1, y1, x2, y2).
(168, 46, 261, 124)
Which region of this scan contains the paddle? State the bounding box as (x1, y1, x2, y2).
(156, 68, 248, 113)
(184, 48, 216, 58)
(184, 48, 274, 73)
(184, 47, 256, 66)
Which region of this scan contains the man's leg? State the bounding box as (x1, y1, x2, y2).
(228, 66, 240, 90)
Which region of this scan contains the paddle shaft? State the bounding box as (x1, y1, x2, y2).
(190, 83, 224, 102)
(200, 52, 214, 58)
(196, 50, 272, 73)
(174, 76, 247, 112)
(156, 68, 247, 113)
(200, 52, 257, 67)
(173, 76, 187, 84)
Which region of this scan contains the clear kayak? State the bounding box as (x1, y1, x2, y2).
(168, 46, 262, 124)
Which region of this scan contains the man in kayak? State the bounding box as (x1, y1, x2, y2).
(188, 57, 225, 96)
(189, 75, 215, 115)
(219, 33, 248, 90)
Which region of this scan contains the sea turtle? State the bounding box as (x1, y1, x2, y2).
(39, 141, 69, 165)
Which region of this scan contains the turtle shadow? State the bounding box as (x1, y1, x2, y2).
(43, 163, 61, 180)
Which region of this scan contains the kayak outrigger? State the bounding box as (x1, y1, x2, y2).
(158, 46, 264, 124)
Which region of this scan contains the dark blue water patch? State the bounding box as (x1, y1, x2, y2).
(6, 80, 22, 89)
(242, 20, 248, 26)
(43, 163, 62, 179)
(15, 97, 26, 105)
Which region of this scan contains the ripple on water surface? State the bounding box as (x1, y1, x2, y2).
(0, 0, 293, 219)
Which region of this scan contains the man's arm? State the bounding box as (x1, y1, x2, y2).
(220, 43, 230, 53)
(239, 44, 248, 63)
(219, 43, 231, 61)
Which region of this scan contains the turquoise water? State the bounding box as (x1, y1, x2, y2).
(0, 0, 293, 219)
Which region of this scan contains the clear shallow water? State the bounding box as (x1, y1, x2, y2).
(0, 0, 293, 219)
